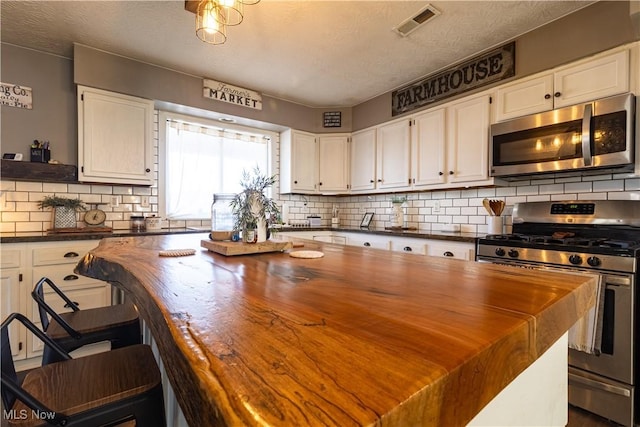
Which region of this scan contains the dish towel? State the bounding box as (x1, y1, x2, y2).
(568, 275, 605, 355)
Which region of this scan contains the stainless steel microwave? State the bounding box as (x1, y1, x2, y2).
(490, 93, 635, 178)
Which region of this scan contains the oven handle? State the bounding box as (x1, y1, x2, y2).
(582, 103, 593, 166)
(569, 372, 631, 397)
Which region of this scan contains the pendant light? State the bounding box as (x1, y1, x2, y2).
(196, 0, 226, 45)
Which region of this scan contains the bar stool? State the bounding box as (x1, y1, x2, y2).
(1, 312, 166, 427)
(32, 277, 141, 364)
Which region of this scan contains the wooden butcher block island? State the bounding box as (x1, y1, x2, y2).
(75, 233, 597, 427)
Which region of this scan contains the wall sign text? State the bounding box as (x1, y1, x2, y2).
(323, 111, 342, 128)
(203, 79, 262, 110)
(1, 82, 33, 109)
(392, 42, 515, 116)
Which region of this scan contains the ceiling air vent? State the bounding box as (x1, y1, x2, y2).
(393, 3, 440, 37)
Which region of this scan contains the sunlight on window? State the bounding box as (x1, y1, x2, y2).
(161, 116, 270, 220)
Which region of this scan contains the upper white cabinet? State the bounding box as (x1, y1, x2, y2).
(495, 49, 629, 121)
(376, 119, 412, 190)
(77, 86, 154, 185)
(280, 130, 349, 194)
(446, 94, 492, 184)
(411, 108, 446, 187)
(318, 134, 349, 193)
(350, 128, 377, 193)
(280, 129, 317, 194)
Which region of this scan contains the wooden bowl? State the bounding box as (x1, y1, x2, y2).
(210, 231, 233, 241)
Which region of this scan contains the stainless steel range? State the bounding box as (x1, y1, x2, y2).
(476, 200, 640, 426)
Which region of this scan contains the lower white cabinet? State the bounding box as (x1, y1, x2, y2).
(277, 231, 475, 260)
(1, 240, 112, 370)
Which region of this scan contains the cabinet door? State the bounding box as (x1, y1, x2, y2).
(318, 135, 349, 193)
(78, 86, 154, 185)
(495, 74, 554, 121)
(350, 128, 377, 192)
(377, 120, 411, 190)
(412, 109, 446, 187)
(427, 241, 475, 260)
(0, 246, 26, 360)
(283, 130, 317, 193)
(554, 50, 629, 108)
(447, 94, 491, 183)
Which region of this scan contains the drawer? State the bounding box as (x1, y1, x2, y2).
(427, 243, 474, 260)
(1, 247, 23, 269)
(32, 264, 100, 290)
(390, 238, 427, 255)
(346, 236, 391, 251)
(31, 241, 98, 266)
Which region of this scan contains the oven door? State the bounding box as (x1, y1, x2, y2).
(490, 92, 635, 178)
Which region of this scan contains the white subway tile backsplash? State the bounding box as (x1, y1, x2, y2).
(625, 178, 640, 191)
(15, 182, 43, 192)
(578, 192, 607, 200)
(525, 195, 550, 202)
(564, 182, 592, 193)
(593, 180, 624, 192)
(539, 184, 564, 194)
(42, 183, 69, 193)
(516, 186, 538, 196)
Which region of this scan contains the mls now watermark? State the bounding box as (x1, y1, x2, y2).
(4, 409, 57, 421)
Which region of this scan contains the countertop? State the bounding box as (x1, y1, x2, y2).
(75, 233, 596, 426)
(0, 226, 481, 244)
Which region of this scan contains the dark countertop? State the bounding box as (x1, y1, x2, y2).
(0, 226, 482, 244)
(75, 234, 596, 426)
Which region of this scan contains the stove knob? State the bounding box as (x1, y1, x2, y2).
(569, 254, 583, 265)
(495, 248, 506, 257)
(507, 249, 519, 258)
(587, 256, 601, 267)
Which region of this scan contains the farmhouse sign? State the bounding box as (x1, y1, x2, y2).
(203, 79, 262, 110)
(392, 42, 515, 116)
(1, 82, 32, 109)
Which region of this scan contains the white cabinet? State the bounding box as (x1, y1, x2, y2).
(281, 130, 349, 194)
(446, 94, 492, 184)
(495, 49, 629, 121)
(376, 119, 412, 190)
(350, 128, 377, 193)
(427, 240, 475, 260)
(411, 108, 446, 187)
(280, 129, 317, 194)
(389, 237, 428, 255)
(2, 240, 112, 369)
(318, 134, 350, 193)
(344, 233, 391, 250)
(78, 86, 154, 185)
(1, 245, 26, 360)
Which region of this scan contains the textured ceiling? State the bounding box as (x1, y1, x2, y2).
(1, 1, 594, 108)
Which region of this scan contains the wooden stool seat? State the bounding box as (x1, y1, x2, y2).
(1, 313, 166, 427)
(32, 277, 142, 364)
(10, 345, 161, 426)
(46, 302, 139, 340)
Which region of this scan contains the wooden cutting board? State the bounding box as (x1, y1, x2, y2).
(201, 239, 292, 256)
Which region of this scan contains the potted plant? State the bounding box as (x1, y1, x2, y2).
(38, 196, 86, 229)
(230, 167, 281, 243)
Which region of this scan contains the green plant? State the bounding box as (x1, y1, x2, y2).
(390, 195, 407, 204)
(37, 196, 86, 211)
(229, 167, 281, 232)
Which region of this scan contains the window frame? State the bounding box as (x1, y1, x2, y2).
(158, 110, 277, 221)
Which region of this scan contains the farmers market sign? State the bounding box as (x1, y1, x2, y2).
(203, 79, 262, 110)
(392, 42, 515, 116)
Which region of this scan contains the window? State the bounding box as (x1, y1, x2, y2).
(158, 112, 274, 220)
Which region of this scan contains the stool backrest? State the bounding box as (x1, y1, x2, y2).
(32, 277, 81, 339)
(1, 313, 70, 410)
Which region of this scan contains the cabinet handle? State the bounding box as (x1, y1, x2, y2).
(443, 251, 454, 257)
(438, 171, 443, 176)
(64, 301, 80, 308)
(377, 179, 383, 183)
(145, 168, 151, 173)
(363, 242, 371, 247)
(544, 93, 551, 99)
(403, 246, 412, 252)
(554, 92, 561, 98)
(370, 179, 375, 183)
(294, 180, 298, 184)
(64, 274, 79, 281)
(19, 342, 23, 351)
(64, 252, 79, 258)
(319, 182, 323, 186)
(449, 171, 454, 175)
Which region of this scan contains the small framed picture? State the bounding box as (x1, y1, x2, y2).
(360, 212, 374, 228)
